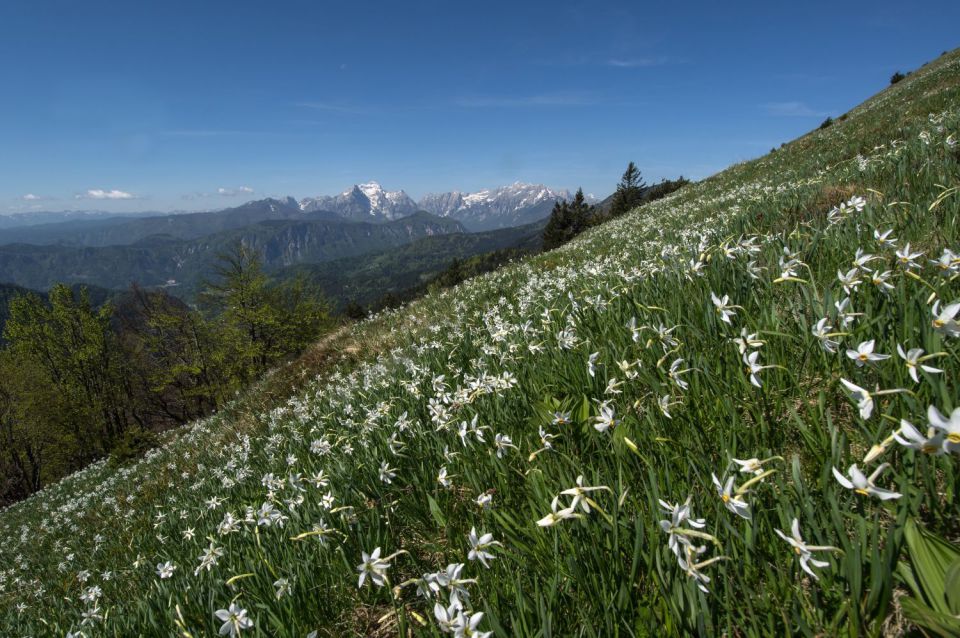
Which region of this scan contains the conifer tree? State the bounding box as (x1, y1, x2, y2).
(609, 161, 646, 217)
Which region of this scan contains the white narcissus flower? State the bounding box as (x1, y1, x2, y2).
(711, 292, 738, 324)
(668, 357, 691, 390)
(853, 248, 879, 272)
(658, 497, 709, 560)
(846, 340, 891, 367)
(742, 351, 768, 387)
(536, 496, 580, 527)
(592, 403, 619, 433)
(931, 300, 960, 337)
(273, 577, 292, 599)
(775, 518, 839, 581)
(811, 318, 840, 353)
(437, 466, 452, 488)
(357, 547, 391, 588)
(493, 433, 516, 458)
(869, 270, 895, 294)
(840, 379, 874, 419)
(894, 243, 923, 270)
(475, 492, 493, 510)
(155, 561, 175, 579)
(874, 228, 897, 248)
(896, 344, 943, 383)
(560, 475, 611, 513)
(927, 405, 960, 452)
(732, 327, 763, 355)
(895, 419, 947, 455)
(930, 249, 959, 276)
(587, 351, 599, 377)
(379, 461, 397, 484)
(215, 603, 254, 637)
(838, 379, 906, 420)
(732, 457, 764, 475)
(837, 268, 861, 294)
(711, 474, 751, 519)
(832, 464, 901, 500)
(467, 527, 502, 568)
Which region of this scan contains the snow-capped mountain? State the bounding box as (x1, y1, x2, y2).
(299, 181, 418, 222)
(418, 182, 573, 231)
(298, 181, 576, 231)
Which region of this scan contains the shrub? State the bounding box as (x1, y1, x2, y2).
(108, 427, 159, 467)
(891, 71, 906, 84)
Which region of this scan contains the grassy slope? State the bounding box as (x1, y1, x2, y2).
(1, 50, 959, 637)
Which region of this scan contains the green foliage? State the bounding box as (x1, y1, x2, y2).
(641, 176, 690, 203)
(608, 161, 647, 218)
(0, 247, 333, 505)
(891, 71, 906, 84)
(819, 116, 834, 129)
(201, 244, 333, 385)
(108, 427, 160, 468)
(542, 188, 594, 250)
(897, 519, 960, 636)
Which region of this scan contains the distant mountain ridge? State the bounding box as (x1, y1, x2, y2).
(1, 182, 580, 247)
(0, 212, 464, 293)
(299, 181, 419, 222)
(418, 182, 574, 230)
(298, 180, 572, 230)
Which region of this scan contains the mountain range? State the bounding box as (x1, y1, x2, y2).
(299, 181, 573, 230)
(0, 180, 580, 303)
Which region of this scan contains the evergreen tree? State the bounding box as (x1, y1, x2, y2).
(542, 188, 595, 250)
(609, 161, 646, 217)
(542, 199, 573, 250)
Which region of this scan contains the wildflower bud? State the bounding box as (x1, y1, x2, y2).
(863, 443, 887, 464)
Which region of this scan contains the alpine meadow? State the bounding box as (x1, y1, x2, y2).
(3, 28, 960, 638)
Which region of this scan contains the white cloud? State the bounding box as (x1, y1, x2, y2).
(761, 101, 830, 118)
(293, 101, 373, 114)
(454, 93, 597, 108)
(217, 186, 255, 196)
(606, 57, 669, 68)
(21, 193, 43, 201)
(78, 189, 136, 200)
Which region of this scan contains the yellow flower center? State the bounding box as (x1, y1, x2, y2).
(948, 433, 960, 444)
(855, 488, 869, 496)
(722, 494, 730, 503)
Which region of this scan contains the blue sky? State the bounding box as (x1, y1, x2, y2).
(1, 0, 958, 213)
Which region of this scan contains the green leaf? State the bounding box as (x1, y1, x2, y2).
(903, 518, 960, 615)
(577, 395, 591, 424)
(427, 494, 446, 529)
(945, 559, 960, 615)
(900, 595, 960, 637)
